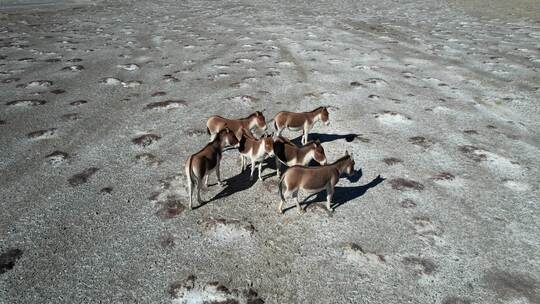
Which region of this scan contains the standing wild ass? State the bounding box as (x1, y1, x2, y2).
(272, 107, 330, 145)
(273, 136, 327, 177)
(278, 151, 355, 214)
(185, 128, 238, 209)
(238, 129, 274, 181)
(206, 111, 267, 142)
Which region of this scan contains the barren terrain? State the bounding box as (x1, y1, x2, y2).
(1, 0, 539, 303)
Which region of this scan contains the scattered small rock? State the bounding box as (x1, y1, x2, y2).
(155, 197, 185, 220)
(432, 172, 455, 181)
(68, 167, 99, 186)
(69, 100, 87, 106)
(132, 134, 161, 147)
(383, 157, 402, 165)
(50, 89, 66, 94)
(441, 296, 471, 304)
(45, 151, 68, 165)
(1, 77, 20, 83)
(350, 81, 365, 87)
(0, 248, 23, 274)
(409, 136, 432, 148)
(402, 256, 437, 275)
(100, 77, 122, 85)
(458, 145, 487, 162)
(61, 113, 79, 121)
(400, 199, 416, 208)
(6, 99, 46, 107)
(117, 63, 139, 71)
(135, 153, 162, 166)
(160, 233, 175, 248)
(144, 100, 187, 110)
(61, 65, 84, 71)
(27, 128, 57, 139)
(151, 91, 166, 97)
(100, 187, 113, 194)
(389, 178, 424, 191)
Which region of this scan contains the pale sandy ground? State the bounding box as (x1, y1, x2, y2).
(0, 0, 539, 303)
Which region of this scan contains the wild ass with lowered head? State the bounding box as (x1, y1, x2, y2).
(206, 111, 267, 142)
(238, 129, 274, 181)
(272, 106, 330, 145)
(185, 128, 238, 209)
(273, 136, 327, 177)
(278, 151, 355, 214)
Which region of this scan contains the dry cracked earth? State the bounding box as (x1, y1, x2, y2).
(0, 0, 539, 303)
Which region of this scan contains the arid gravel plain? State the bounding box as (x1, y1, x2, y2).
(1, 0, 539, 303)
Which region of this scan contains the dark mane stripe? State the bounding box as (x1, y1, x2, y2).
(331, 154, 351, 164)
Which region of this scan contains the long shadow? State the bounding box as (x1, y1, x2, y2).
(292, 175, 385, 212)
(289, 132, 359, 145)
(331, 175, 385, 209)
(202, 160, 274, 205)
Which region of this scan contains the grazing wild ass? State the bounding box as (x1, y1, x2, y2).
(206, 111, 267, 142)
(273, 136, 327, 177)
(185, 128, 238, 209)
(278, 151, 355, 214)
(239, 129, 274, 181)
(273, 107, 330, 145)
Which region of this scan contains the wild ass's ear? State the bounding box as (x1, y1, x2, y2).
(315, 139, 321, 144)
(255, 111, 260, 117)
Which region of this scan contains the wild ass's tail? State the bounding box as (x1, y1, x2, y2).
(278, 173, 286, 202)
(185, 155, 196, 207)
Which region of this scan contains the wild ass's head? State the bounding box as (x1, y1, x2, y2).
(218, 127, 238, 148)
(342, 150, 355, 176)
(249, 111, 267, 131)
(320, 107, 330, 126)
(262, 133, 274, 156)
(311, 139, 327, 165)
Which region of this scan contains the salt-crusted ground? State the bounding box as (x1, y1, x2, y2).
(1, 0, 539, 303)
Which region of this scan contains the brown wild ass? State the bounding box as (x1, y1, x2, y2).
(185, 128, 238, 209)
(273, 107, 330, 145)
(239, 129, 274, 181)
(278, 151, 355, 214)
(273, 136, 327, 177)
(206, 111, 267, 142)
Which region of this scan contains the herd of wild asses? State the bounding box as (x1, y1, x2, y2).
(185, 107, 356, 214)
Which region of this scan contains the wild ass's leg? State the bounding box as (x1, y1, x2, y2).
(278, 179, 289, 214)
(277, 126, 284, 137)
(293, 190, 305, 214)
(302, 123, 308, 145)
(275, 157, 281, 177)
(204, 174, 209, 189)
(240, 154, 245, 172)
(250, 159, 256, 180)
(216, 158, 223, 186)
(258, 161, 263, 181)
(196, 180, 203, 205)
(326, 185, 334, 211)
(188, 177, 193, 210)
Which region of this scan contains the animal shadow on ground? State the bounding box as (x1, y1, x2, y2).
(290, 132, 358, 145)
(204, 159, 274, 205)
(284, 173, 385, 213)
